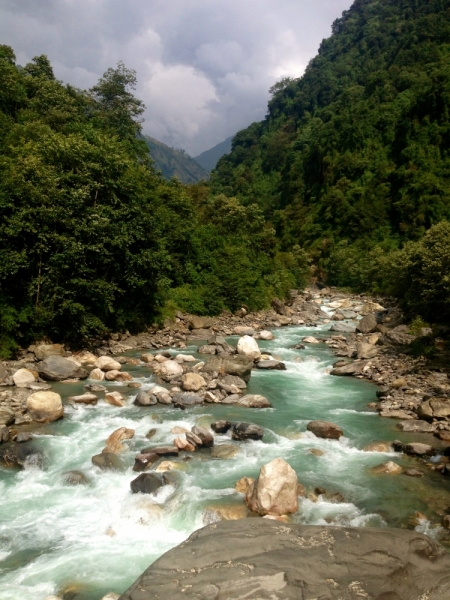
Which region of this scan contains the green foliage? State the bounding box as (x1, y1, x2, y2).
(212, 0, 450, 251)
(0, 46, 305, 356)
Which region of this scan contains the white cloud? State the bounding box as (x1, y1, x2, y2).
(0, 0, 353, 154)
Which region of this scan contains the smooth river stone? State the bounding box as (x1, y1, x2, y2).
(120, 520, 450, 600)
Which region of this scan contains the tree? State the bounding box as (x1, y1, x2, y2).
(90, 61, 145, 140)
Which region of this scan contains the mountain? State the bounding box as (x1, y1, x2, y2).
(143, 136, 209, 183)
(211, 0, 450, 252)
(194, 137, 233, 172)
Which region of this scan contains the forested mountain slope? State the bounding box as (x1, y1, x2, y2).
(143, 135, 209, 183)
(194, 136, 233, 172)
(212, 0, 450, 253)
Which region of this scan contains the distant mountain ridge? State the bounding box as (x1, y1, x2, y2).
(194, 137, 233, 172)
(143, 136, 209, 183)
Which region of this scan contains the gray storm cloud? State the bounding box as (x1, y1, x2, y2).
(0, 0, 352, 155)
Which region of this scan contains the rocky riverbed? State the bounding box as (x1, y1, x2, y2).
(1, 287, 450, 599)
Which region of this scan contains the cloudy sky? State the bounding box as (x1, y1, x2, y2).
(0, 0, 352, 155)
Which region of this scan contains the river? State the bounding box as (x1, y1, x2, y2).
(1, 320, 450, 599)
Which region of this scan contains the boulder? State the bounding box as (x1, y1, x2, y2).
(0, 442, 43, 469)
(101, 594, 120, 600)
(363, 442, 392, 452)
(130, 472, 170, 495)
(92, 452, 123, 470)
(174, 437, 196, 452)
(94, 517, 450, 600)
(307, 420, 343, 440)
(191, 425, 214, 448)
(141, 353, 155, 364)
(211, 445, 239, 459)
(356, 313, 378, 334)
(418, 398, 450, 420)
(198, 344, 218, 355)
(63, 470, 90, 485)
(105, 370, 133, 382)
(0, 408, 15, 427)
(404, 443, 436, 457)
(359, 302, 385, 315)
(245, 458, 298, 516)
(237, 394, 271, 408)
(397, 420, 435, 433)
(202, 355, 253, 382)
(0, 364, 9, 383)
(271, 297, 286, 315)
(159, 360, 183, 381)
(256, 360, 286, 370)
(89, 368, 105, 381)
(133, 453, 159, 471)
(104, 427, 135, 453)
(188, 316, 214, 330)
(26, 391, 63, 422)
(302, 336, 320, 344)
(105, 391, 125, 407)
(371, 461, 403, 475)
(186, 431, 202, 447)
(12, 368, 36, 388)
(38, 355, 88, 381)
(231, 422, 264, 441)
(330, 360, 368, 376)
(134, 391, 157, 406)
(211, 420, 233, 434)
(181, 373, 206, 392)
(329, 322, 356, 333)
(67, 393, 97, 405)
(237, 335, 261, 361)
(356, 342, 378, 359)
(94, 356, 122, 372)
(258, 330, 274, 340)
(235, 476, 254, 493)
(34, 343, 65, 361)
(173, 393, 202, 408)
(220, 375, 246, 389)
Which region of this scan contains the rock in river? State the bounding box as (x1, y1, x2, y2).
(26, 391, 63, 423)
(120, 519, 450, 600)
(38, 355, 88, 381)
(202, 355, 253, 382)
(236, 394, 271, 408)
(237, 335, 261, 361)
(307, 420, 343, 440)
(245, 457, 299, 516)
(231, 422, 264, 441)
(130, 472, 170, 495)
(256, 360, 286, 370)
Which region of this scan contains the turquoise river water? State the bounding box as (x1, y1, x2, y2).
(1, 320, 450, 599)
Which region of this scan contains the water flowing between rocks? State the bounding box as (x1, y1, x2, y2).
(1, 320, 450, 599)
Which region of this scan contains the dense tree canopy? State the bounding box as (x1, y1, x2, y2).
(0, 47, 307, 357)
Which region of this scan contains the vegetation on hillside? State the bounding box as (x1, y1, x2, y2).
(211, 0, 450, 323)
(0, 46, 307, 357)
(143, 135, 209, 183)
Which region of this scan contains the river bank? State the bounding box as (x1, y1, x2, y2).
(1, 288, 450, 599)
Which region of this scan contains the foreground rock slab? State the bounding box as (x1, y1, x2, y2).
(120, 519, 450, 600)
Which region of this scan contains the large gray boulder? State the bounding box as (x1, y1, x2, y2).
(329, 322, 356, 333)
(356, 313, 377, 334)
(202, 355, 253, 382)
(120, 519, 450, 600)
(38, 355, 88, 381)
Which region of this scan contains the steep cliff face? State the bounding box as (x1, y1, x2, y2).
(212, 0, 450, 249)
(121, 519, 450, 599)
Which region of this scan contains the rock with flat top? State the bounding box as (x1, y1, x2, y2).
(307, 420, 343, 440)
(404, 443, 435, 457)
(34, 343, 64, 360)
(105, 391, 125, 407)
(181, 373, 206, 391)
(90, 518, 450, 600)
(236, 394, 271, 408)
(202, 355, 253, 382)
(68, 392, 98, 405)
(38, 355, 88, 381)
(372, 461, 402, 475)
(256, 360, 286, 370)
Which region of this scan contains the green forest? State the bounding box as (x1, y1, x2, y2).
(0, 46, 306, 357)
(2, 0, 450, 357)
(212, 0, 450, 322)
